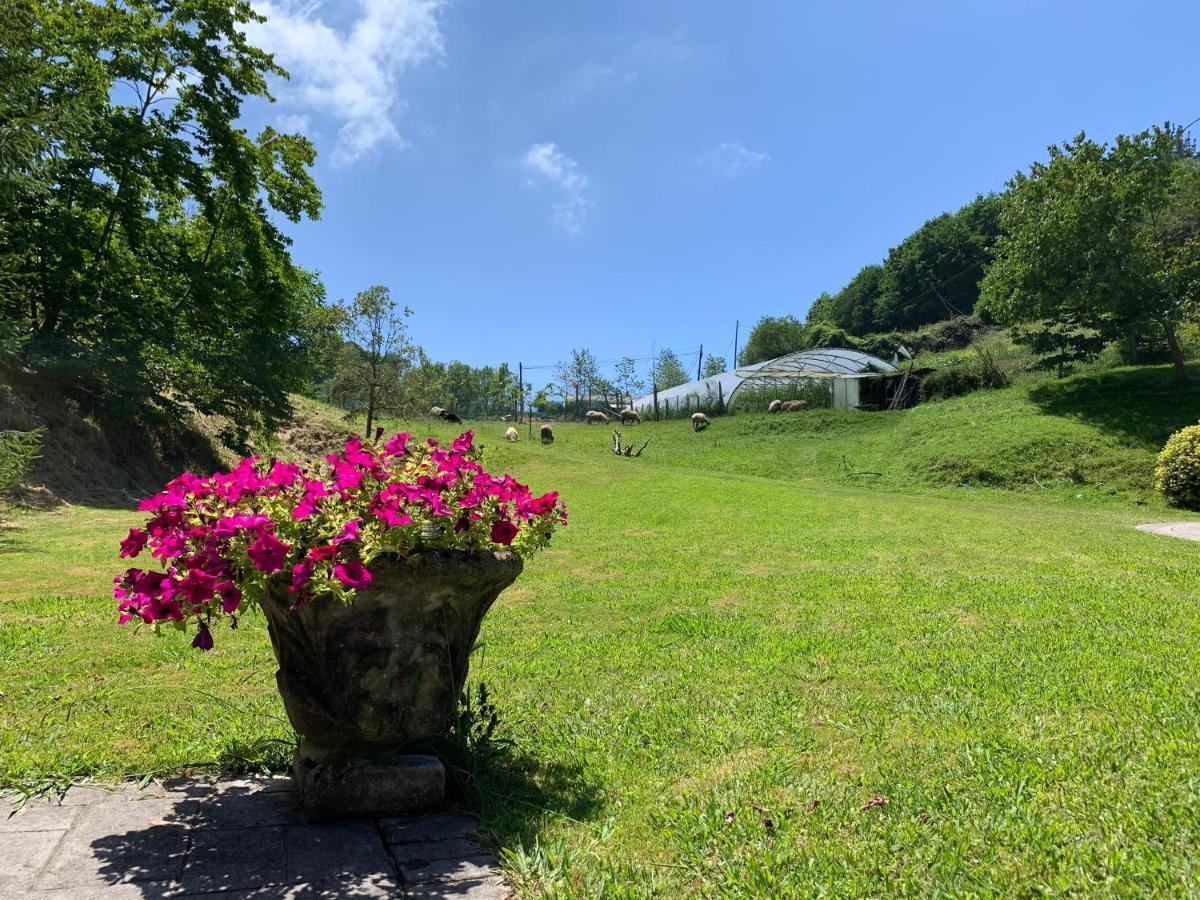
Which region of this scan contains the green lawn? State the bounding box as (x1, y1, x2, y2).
(3, 373, 1200, 895)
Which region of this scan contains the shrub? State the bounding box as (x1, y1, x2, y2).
(0, 427, 42, 498)
(919, 357, 1008, 402)
(1155, 425, 1200, 510)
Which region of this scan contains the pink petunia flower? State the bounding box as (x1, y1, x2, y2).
(119, 528, 149, 558)
(333, 561, 373, 590)
(192, 622, 214, 651)
(333, 519, 361, 544)
(216, 581, 242, 614)
(247, 532, 290, 573)
(490, 519, 518, 546)
(384, 432, 411, 456)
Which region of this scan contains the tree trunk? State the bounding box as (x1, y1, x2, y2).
(1163, 322, 1188, 382)
(365, 358, 378, 437)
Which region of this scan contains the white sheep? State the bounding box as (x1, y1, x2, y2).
(620, 408, 641, 425)
(691, 412, 710, 432)
(584, 410, 611, 425)
(504, 426, 518, 443)
(767, 399, 782, 414)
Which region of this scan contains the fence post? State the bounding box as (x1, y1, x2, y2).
(718, 381, 724, 414)
(653, 384, 660, 421)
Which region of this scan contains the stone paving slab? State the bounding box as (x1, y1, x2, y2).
(1136, 521, 1200, 541)
(2, 775, 508, 898)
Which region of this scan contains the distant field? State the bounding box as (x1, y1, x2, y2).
(3, 364, 1200, 894)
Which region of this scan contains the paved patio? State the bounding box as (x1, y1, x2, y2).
(1, 775, 508, 898)
(1135, 521, 1200, 542)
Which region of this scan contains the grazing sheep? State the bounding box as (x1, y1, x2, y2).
(781, 400, 808, 412)
(767, 399, 783, 414)
(540, 424, 554, 444)
(430, 406, 445, 417)
(439, 410, 463, 424)
(691, 411, 710, 432)
(504, 426, 518, 443)
(499, 414, 512, 422)
(584, 410, 611, 425)
(620, 408, 641, 425)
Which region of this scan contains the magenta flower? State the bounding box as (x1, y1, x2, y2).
(334, 519, 361, 544)
(119, 528, 149, 558)
(333, 561, 373, 590)
(247, 532, 290, 573)
(490, 519, 518, 546)
(332, 459, 364, 492)
(214, 514, 272, 539)
(374, 507, 413, 527)
(116, 428, 564, 646)
(178, 570, 217, 607)
(150, 530, 188, 560)
(343, 437, 377, 468)
(216, 581, 242, 614)
(291, 561, 313, 590)
(384, 432, 411, 456)
(192, 622, 214, 651)
(268, 461, 302, 489)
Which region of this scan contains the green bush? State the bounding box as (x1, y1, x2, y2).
(0, 427, 42, 498)
(919, 358, 1008, 402)
(1155, 424, 1200, 510)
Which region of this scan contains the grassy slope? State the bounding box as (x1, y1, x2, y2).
(2, 367, 1200, 894)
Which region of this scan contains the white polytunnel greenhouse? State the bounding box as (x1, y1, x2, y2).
(632, 347, 911, 415)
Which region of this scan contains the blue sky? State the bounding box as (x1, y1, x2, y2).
(243, 0, 1199, 384)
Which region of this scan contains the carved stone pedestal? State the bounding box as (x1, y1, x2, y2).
(293, 741, 445, 822)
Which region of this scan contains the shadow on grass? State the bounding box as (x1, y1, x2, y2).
(1028, 362, 1200, 450)
(0, 520, 28, 554)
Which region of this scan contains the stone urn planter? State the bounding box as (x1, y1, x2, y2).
(260, 549, 523, 819)
(114, 428, 564, 820)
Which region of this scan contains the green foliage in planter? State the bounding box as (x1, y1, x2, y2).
(1155, 424, 1200, 510)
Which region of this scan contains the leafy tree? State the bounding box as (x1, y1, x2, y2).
(0, 0, 330, 434)
(650, 348, 689, 389)
(800, 322, 861, 350)
(612, 356, 645, 406)
(981, 125, 1199, 380)
(702, 354, 728, 378)
(805, 292, 837, 325)
(1011, 320, 1105, 378)
(875, 194, 1002, 332)
(328, 286, 414, 437)
(828, 265, 885, 335)
(557, 348, 599, 416)
(738, 316, 806, 366)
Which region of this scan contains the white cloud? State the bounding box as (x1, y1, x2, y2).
(273, 112, 312, 134)
(247, 0, 445, 166)
(699, 141, 769, 178)
(522, 142, 592, 234)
